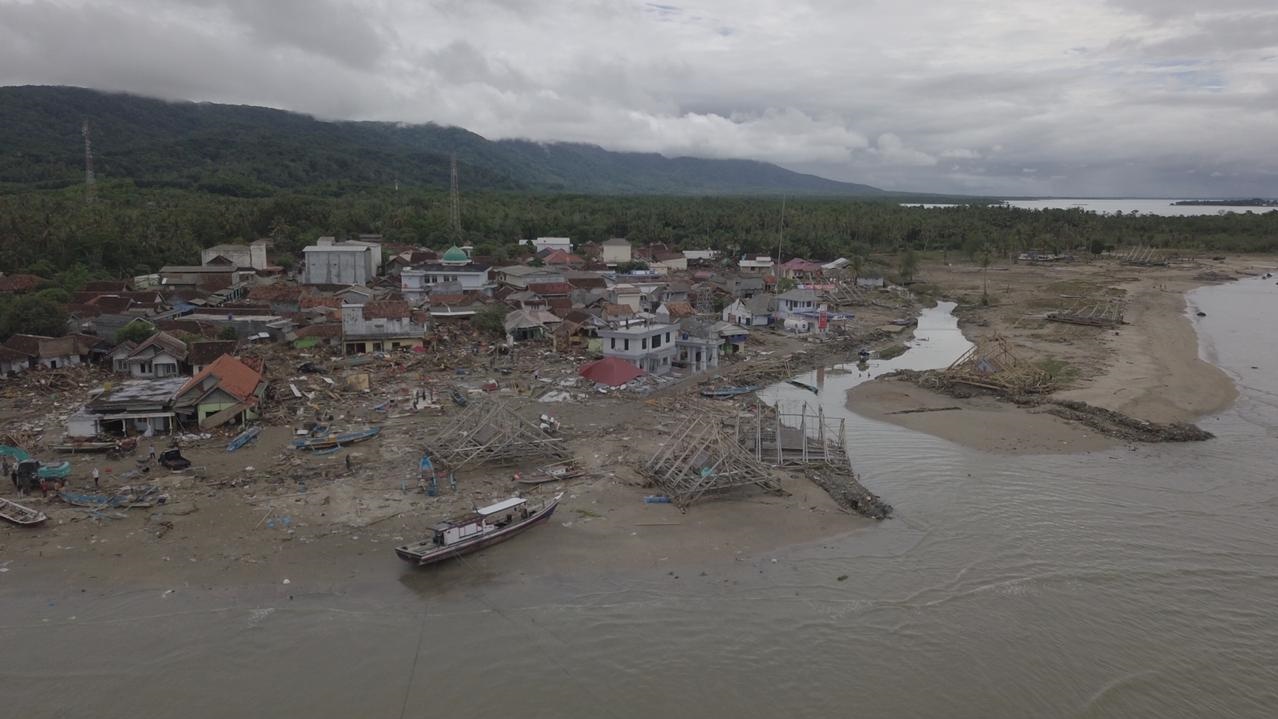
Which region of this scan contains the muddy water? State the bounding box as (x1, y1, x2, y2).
(6, 286, 1278, 718)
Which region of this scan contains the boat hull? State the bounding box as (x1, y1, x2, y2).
(0, 497, 48, 526)
(395, 499, 560, 566)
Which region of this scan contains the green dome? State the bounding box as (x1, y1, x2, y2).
(442, 246, 469, 263)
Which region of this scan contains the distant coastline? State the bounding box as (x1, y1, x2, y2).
(1171, 198, 1278, 207)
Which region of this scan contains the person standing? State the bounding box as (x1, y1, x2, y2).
(92, 466, 100, 489)
(345, 454, 353, 473)
(149, 443, 157, 461)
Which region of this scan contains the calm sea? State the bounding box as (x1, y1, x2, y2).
(904, 198, 1277, 217)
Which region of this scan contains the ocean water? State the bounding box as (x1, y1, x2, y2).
(904, 198, 1277, 217)
(5, 282, 1278, 718)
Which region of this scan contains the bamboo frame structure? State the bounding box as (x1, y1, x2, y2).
(642, 414, 783, 508)
(1046, 298, 1125, 328)
(428, 397, 569, 471)
(737, 401, 850, 467)
(943, 334, 1056, 394)
(1118, 245, 1167, 266)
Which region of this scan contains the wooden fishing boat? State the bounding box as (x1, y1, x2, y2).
(226, 426, 262, 452)
(513, 461, 584, 485)
(699, 385, 760, 399)
(292, 426, 381, 451)
(0, 497, 47, 526)
(786, 379, 819, 394)
(394, 493, 562, 567)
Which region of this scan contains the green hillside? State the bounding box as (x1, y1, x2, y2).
(0, 85, 885, 197)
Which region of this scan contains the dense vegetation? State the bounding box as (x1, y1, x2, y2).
(2, 183, 1276, 285)
(0, 86, 885, 197)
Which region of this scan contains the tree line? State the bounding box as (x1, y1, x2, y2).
(2, 182, 1276, 284)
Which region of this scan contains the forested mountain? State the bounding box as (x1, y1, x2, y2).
(0, 86, 886, 197)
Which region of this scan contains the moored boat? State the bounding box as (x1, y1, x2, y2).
(699, 385, 759, 399)
(394, 493, 562, 567)
(0, 497, 48, 526)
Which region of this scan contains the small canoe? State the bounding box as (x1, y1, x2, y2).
(786, 380, 819, 394)
(0, 497, 47, 526)
(700, 385, 759, 399)
(59, 485, 161, 509)
(227, 426, 262, 452)
(292, 426, 381, 451)
(37, 461, 72, 479)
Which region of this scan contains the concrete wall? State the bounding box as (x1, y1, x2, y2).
(303, 250, 371, 286)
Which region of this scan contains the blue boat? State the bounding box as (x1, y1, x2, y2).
(37, 461, 72, 479)
(226, 426, 262, 452)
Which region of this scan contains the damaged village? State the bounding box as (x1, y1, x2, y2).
(0, 233, 1256, 572)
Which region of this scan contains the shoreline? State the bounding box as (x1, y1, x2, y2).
(846, 268, 1254, 454)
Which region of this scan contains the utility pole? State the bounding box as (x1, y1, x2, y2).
(448, 153, 462, 242)
(82, 119, 96, 202)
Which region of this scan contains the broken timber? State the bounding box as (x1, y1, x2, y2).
(642, 414, 783, 509)
(1046, 299, 1125, 328)
(427, 396, 569, 471)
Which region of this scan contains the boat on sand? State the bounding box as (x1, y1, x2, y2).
(0, 497, 48, 526)
(394, 493, 562, 567)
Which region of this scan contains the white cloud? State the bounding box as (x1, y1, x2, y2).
(0, 0, 1275, 195)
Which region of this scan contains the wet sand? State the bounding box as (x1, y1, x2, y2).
(846, 382, 1115, 455)
(1053, 279, 1238, 422)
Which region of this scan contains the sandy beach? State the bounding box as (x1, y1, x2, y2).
(842, 256, 1266, 453)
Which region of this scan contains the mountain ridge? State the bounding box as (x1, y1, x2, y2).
(0, 85, 887, 197)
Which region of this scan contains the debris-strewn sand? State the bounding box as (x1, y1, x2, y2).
(846, 381, 1116, 455)
(1051, 279, 1237, 423)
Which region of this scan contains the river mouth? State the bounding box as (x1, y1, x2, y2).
(7, 284, 1278, 718)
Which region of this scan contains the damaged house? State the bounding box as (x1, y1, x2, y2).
(342, 300, 427, 354)
(173, 354, 267, 429)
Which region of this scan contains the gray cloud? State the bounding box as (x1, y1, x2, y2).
(0, 0, 1275, 196)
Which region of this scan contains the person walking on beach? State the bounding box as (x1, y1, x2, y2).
(149, 443, 157, 461)
(345, 454, 353, 473)
(92, 466, 100, 489)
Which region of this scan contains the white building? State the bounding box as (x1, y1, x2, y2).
(341, 301, 427, 354)
(200, 240, 270, 270)
(602, 237, 632, 266)
(520, 237, 573, 253)
(403, 246, 491, 295)
(598, 322, 679, 376)
(738, 256, 775, 274)
(682, 249, 720, 262)
(722, 294, 775, 327)
(776, 288, 821, 333)
(302, 243, 375, 286)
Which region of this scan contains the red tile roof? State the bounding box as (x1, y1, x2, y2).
(294, 323, 342, 338)
(360, 301, 412, 320)
(527, 282, 575, 296)
(0, 274, 48, 293)
(248, 284, 303, 302)
(179, 354, 264, 403)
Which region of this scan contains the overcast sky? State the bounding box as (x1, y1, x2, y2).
(2, 0, 1275, 196)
